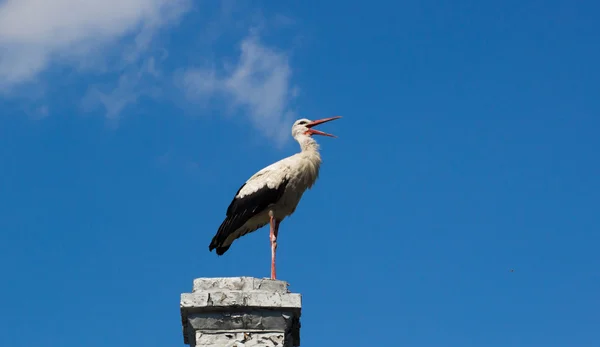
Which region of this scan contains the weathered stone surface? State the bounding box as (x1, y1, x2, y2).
(188, 310, 295, 331)
(181, 277, 301, 347)
(194, 331, 287, 347)
(193, 277, 290, 293)
(181, 291, 301, 309)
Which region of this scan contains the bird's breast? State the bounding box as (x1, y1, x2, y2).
(272, 187, 305, 219)
(271, 159, 320, 219)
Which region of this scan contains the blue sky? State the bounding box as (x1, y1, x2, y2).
(1, 0, 599, 346)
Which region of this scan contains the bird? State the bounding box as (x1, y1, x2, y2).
(208, 116, 342, 280)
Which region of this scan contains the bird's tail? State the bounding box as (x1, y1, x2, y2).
(208, 239, 230, 256)
(209, 218, 236, 255)
(209, 218, 267, 256)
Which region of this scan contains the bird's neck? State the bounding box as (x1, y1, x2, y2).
(296, 135, 323, 170)
(295, 135, 322, 189)
(297, 135, 321, 154)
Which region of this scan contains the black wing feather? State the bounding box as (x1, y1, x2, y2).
(209, 178, 288, 255)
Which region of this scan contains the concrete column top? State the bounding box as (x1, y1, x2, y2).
(192, 277, 293, 294)
(180, 277, 302, 346)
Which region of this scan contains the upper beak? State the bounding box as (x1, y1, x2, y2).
(306, 116, 342, 137)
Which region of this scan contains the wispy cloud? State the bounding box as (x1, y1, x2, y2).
(0, 0, 190, 89)
(0, 1, 300, 144)
(181, 33, 298, 144)
(81, 56, 163, 125)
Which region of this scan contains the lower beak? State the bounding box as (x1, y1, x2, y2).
(306, 116, 342, 137)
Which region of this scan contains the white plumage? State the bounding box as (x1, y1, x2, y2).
(209, 116, 341, 279)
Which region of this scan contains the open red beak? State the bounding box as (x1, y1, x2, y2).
(305, 116, 342, 137)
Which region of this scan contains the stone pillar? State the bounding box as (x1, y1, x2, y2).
(180, 277, 302, 347)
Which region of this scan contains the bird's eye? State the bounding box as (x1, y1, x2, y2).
(298, 121, 307, 125)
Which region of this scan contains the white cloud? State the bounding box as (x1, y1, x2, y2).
(81, 56, 162, 124)
(0, 1, 301, 144)
(182, 34, 298, 144)
(0, 0, 190, 88)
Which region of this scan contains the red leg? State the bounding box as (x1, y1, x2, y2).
(269, 215, 280, 280)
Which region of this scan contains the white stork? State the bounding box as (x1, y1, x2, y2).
(209, 116, 342, 279)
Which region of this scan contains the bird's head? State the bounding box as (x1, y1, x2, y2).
(291, 116, 342, 139)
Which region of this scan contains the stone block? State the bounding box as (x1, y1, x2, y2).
(181, 277, 302, 347)
(193, 277, 290, 293)
(195, 331, 286, 347)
